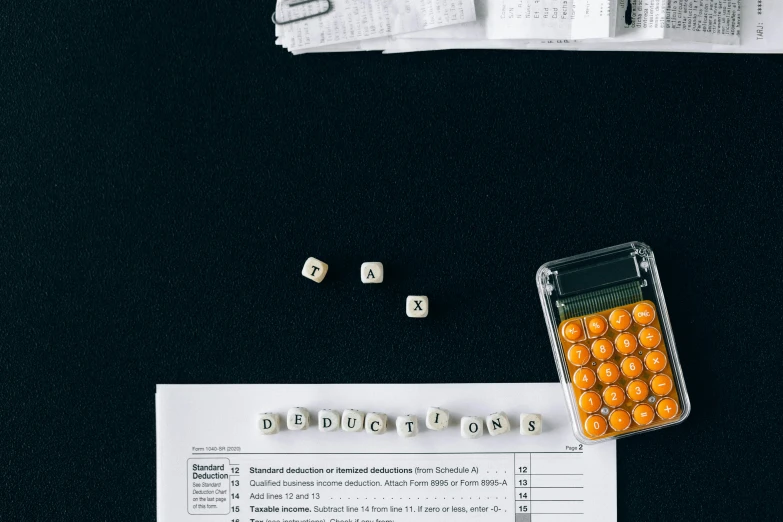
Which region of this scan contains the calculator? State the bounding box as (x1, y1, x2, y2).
(536, 242, 690, 443)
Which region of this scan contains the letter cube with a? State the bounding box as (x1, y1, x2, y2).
(485, 412, 510, 436)
(396, 415, 418, 437)
(287, 407, 310, 430)
(461, 416, 483, 439)
(302, 257, 328, 283)
(520, 413, 542, 435)
(365, 412, 388, 435)
(342, 409, 365, 432)
(258, 413, 280, 435)
(406, 295, 428, 318)
(318, 409, 340, 432)
(361, 262, 384, 283)
(425, 407, 449, 430)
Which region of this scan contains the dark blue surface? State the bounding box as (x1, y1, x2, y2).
(2, 1, 783, 520)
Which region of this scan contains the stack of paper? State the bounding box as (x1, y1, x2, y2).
(274, 0, 783, 53)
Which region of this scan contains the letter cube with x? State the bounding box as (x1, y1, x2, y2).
(406, 295, 428, 318)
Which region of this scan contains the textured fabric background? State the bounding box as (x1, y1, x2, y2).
(2, 1, 783, 520)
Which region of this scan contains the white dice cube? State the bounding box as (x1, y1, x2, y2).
(302, 257, 328, 283)
(365, 412, 388, 434)
(341, 409, 365, 432)
(396, 415, 418, 437)
(406, 295, 429, 318)
(258, 413, 280, 435)
(520, 413, 542, 435)
(287, 407, 310, 430)
(426, 407, 449, 430)
(361, 262, 384, 283)
(485, 412, 511, 436)
(318, 409, 340, 432)
(461, 416, 484, 438)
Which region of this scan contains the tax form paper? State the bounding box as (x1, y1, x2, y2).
(274, 0, 783, 53)
(157, 383, 617, 522)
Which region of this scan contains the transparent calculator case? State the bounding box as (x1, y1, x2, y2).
(536, 242, 690, 443)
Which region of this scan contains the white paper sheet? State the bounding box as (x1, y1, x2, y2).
(276, 0, 477, 52)
(157, 383, 616, 521)
(384, 0, 783, 52)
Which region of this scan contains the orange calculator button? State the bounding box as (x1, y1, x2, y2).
(586, 315, 608, 337)
(627, 379, 649, 402)
(578, 391, 602, 413)
(597, 362, 620, 384)
(633, 404, 655, 426)
(573, 368, 596, 390)
(639, 327, 662, 349)
(651, 374, 673, 396)
(584, 415, 608, 437)
(656, 397, 679, 419)
(602, 385, 625, 408)
(614, 332, 637, 355)
(567, 344, 590, 366)
(644, 350, 667, 372)
(608, 409, 632, 431)
(621, 356, 643, 378)
(609, 309, 632, 331)
(632, 302, 656, 325)
(591, 339, 614, 361)
(562, 320, 585, 342)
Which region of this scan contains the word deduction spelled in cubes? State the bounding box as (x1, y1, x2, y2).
(396, 415, 418, 437)
(461, 416, 484, 438)
(426, 407, 449, 430)
(301, 257, 328, 283)
(318, 409, 340, 432)
(485, 412, 511, 436)
(520, 413, 542, 435)
(360, 262, 384, 283)
(287, 407, 310, 430)
(365, 412, 388, 435)
(341, 409, 365, 432)
(406, 295, 429, 318)
(258, 413, 280, 435)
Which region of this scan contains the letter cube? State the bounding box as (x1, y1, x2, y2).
(425, 407, 449, 430)
(520, 413, 542, 435)
(341, 409, 365, 432)
(460, 416, 484, 439)
(365, 412, 388, 435)
(485, 412, 510, 436)
(287, 407, 310, 430)
(361, 262, 384, 283)
(406, 295, 429, 318)
(302, 257, 328, 283)
(318, 409, 340, 432)
(258, 413, 280, 435)
(396, 415, 418, 437)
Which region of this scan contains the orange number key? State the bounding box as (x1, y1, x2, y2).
(573, 368, 597, 390)
(584, 415, 608, 437)
(567, 344, 590, 366)
(591, 339, 614, 361)
(597, 362, 620, 384)
(614, 332, 637, 355)
(603, 385, 625, 408)
(627, 379, 649, 402)
(578, 391, 602, 413)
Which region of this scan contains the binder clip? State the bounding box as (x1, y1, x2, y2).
(272, 0, 332, 25)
